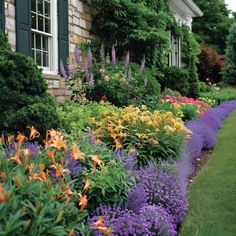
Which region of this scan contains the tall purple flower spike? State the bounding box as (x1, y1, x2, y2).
(124, 51, 130, 68)
(60, 59, 67, 78)
(139, 57, 145, 75)
(74, 46, 81, 64)
(112, 45, 116, 65)
(83, 60, 90, 82)
(88, 47, 93, 66)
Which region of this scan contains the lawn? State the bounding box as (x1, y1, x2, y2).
(179, 110, 236, 236)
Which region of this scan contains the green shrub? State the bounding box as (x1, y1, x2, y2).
(0, 31, 11, 51)
(0, 50, 61, 136)
(200, 87, 236, 104)
(58, 100, 121, 133)
(161, 66, 190, 96)
(180, 104, 198, 122)
(88, 61, 162, 107)
(198, 81, 212, 93)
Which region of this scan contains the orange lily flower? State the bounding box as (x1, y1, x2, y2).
(28, 163, 35, 174)
(50, 136, 67, 150)
(78, 194, 88, 211)
(7, 135, 14, 145)
(97, 227, 112, 235)
(16, 133, 28, 145)
(27, 126, 40, 139)
(92, 216, 105, 228)
(0, 133, 4, 143)
(39, 164, 47, 182)
(9, 150, 22, 165)
(82, 179, 91, 194)
(47, 149, 56, 165)
(90, 155, 103, 167)
(50, 164, 68, 178)
(68, 229, 74, 236)
(71, 143, 85, 160)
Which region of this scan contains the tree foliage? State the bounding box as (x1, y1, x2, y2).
(223, 23, 236, 85)
(192, 0, 234, 54)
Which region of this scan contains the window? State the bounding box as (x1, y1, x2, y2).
(168, 32, 181, 67)
(31, 0, 58, 72)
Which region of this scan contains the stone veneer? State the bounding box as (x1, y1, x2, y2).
(4, 0, 94, 102)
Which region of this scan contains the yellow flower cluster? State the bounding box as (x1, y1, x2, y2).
(91, 106, 192, 150)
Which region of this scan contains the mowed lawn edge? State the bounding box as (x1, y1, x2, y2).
(179, 110, 236, 236)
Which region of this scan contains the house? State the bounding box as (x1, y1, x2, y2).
(0, 0, 202, 101)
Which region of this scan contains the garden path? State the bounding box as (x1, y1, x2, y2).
(179, 110, 236, 236)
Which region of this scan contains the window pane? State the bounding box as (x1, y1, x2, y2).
(45, 18, 51, 33)
(43, 52, 49, 67)
(36, 34, 41, 50)
(42, 36, 48, 51)
(38, 15, 43, 31)
(36, 51, 42, 65)
(37, 0, 43, 15)
(31, 0, 36, 12)
(44, 1, 50, 17)
(32, 34, 35, 48)
(31, 13, 37, 29)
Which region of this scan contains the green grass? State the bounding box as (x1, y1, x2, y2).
(179, 110, 236, 236)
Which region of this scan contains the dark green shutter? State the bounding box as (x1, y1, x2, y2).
(58, 0, 69, 70)
(0, 0, 4, 31)
(16, 0, 32, 56)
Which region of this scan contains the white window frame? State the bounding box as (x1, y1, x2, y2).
(31, 0, 58, 74)
(168, 32, 181, 67)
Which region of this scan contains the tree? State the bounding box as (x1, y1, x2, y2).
(222, 23, 236, 85)
(192, 0, 234, 54)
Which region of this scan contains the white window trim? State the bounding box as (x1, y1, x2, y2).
(32, 0, 58, 74)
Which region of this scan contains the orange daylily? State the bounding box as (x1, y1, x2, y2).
(92, 216, 105, 228)
(27, 126, 40, 139)
(82, 179, 91, 194)
(50, 163, 68, 178)
(97, 227, 112, 235)
(71, 143, 85, 160)
(15, 176, 22, 187)
(50, 136, 67, 150)
(47, 149, 56, 165)
(78, 194, 88, 211)
(0, 134, 4, 143)
(9, 150, 22, 165)
(7, 135, 14, 145)
(90, 155, 103, 167)
(0, 183, 3, 203)
(16, 133, 28, 145)
(39, 164, 48, 182)
(68, 229, 75, 236)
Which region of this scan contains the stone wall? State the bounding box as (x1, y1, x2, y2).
(68, 0, 95, 54)
(5, 0, 16, 50)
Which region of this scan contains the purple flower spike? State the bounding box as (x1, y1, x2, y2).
(88, 47, 93, 66)
(139, 57, 145, 75)
(124, 51, 130, 68)
(83, 60, 90, 82)
(60, 60, 67, 78)
(74, 46, 81, 64)
(112, 45, 116, 65)
(68, 64, 76, 77)
(88, 73, 94, 85)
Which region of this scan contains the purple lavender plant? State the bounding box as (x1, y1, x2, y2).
(88, 73, 95, 85)
(23, 141, 39, 159)
(68, 63, 76, 77)
(111, 46, 116, 65)
(127, 68, 132, 82)
(124, 51, 130, 68)
(136, 164, 188, 224)
(88, 47, 93, 66)
(125, 183, 148, 213)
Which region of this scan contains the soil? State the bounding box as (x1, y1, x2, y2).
(189, 149, 213, 183)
